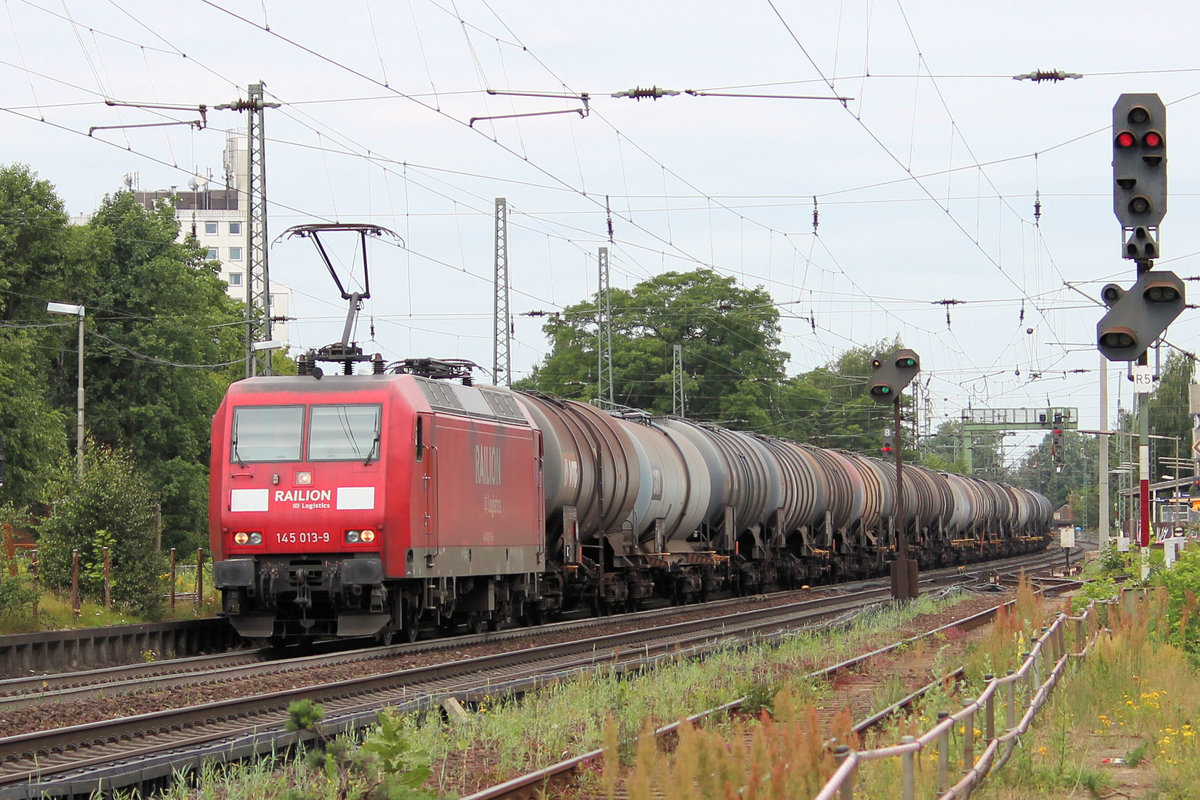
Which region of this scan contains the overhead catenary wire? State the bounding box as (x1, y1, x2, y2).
(4, 2, 1182, 425)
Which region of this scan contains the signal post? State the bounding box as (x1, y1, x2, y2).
(869, 349, 920, 601)
(1098, 94, 1185, 566)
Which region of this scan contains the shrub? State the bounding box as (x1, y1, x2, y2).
(37, 443, 166, 617)
(1152, 545, 1200, 660)
(0, 572, 36, 618)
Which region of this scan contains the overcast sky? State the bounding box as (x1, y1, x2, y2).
(6, 0, 1200, 463)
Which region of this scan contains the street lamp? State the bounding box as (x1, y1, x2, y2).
(47, 302, 85, 477)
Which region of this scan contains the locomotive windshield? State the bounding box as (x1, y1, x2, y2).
(309, 404, 382, 462)
(229, 403, 381, 463)
(231, 405, 304, 462)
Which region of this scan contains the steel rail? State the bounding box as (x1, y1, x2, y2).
(0, 548, 1065, 706)
(0, 571, 998, 792)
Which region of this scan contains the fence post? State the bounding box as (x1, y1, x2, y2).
(196, 548, 204, 608)
(1006, 670, 1016, 730)
(984, 674, 996, 740)
(1036, 628, 1046, 681)
(963, 706, 976, 774)
(1076, 616, 1085, 653)
(901, 735, 915, 800)
(833, 744, 854, 800)
(937, 711, 950, 794)
(170, 548, 177, 610)
(70, 548, 80, 617)
(30, 549, 39, 623)
(102, 546, 111, 610)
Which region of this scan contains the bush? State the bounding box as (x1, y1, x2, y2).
(284, 702, 437, 800)
(37, 443, 167, 617)
(1152, 545, 1200, 660)
(0, 572, 36, 618)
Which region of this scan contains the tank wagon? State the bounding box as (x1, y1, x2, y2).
(210, 372, 1052, 642)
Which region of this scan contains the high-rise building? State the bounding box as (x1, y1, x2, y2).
(132, 131, 290, 347)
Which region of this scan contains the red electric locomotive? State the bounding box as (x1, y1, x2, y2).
(209, 372, 545, 641)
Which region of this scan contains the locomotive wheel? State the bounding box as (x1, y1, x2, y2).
(402, 602, 421, 643)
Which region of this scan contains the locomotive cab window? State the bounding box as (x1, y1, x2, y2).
(309, 404, 381, 462)
(231, 405, 304, 462)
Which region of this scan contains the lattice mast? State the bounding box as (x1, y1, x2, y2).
(493, 198, 511, 387)
(673, 344, 685, 416)
(597, 246, 614, 404)
(243, 83, 273, 377)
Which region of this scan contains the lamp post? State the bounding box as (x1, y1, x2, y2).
(47, 302, 85, 477)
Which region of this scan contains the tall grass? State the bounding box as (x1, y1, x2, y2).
(156, 589, 979, 799)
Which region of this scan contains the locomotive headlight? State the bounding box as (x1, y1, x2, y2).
(249, 532, 263, 545)
(234, 531, 249, 545)
(360, 529, 376, 543)
(345, 530, 362, 544)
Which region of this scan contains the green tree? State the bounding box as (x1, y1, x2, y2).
(0, 164, 98, 506)
(1145, 351, 1195, 462)
(520, 269, 788, 426)
(1010, 429, 1100, 524)
(919, 420, 971, 474)
(37, 443, 167, 617)
(775, 339, 917, 453)
(44, 192, 245, 548)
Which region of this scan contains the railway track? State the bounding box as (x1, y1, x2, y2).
(0, 548, 1074, 799)
(0, 548, 1065, 709)
(463, 550, 1084, 800)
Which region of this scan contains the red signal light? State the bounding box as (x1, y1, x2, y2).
(1143, 131, 1162, 147)
(1116, 131, 1136, 148)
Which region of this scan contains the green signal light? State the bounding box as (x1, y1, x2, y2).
(897, 357, 916, 368)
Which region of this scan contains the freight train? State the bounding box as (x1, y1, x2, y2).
(209, 364, 1052, 642)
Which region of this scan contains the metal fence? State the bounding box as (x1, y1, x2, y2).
(814, 593, 1115, 800)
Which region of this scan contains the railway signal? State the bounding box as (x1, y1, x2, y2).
(868, 349, 920, 402)
(866, 349, 921, 603)
(1096, 270, 1185, 361)
(1113, 93, 1166, 260)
